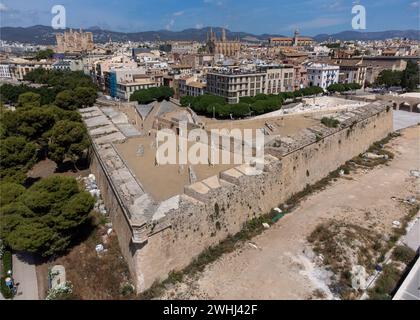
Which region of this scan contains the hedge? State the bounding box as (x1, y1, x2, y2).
(0, 248, 13, 299)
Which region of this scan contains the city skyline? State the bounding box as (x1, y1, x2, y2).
(0, 0, 419, 36)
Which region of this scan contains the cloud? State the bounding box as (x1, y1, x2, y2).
(173, 11, 184, 16)
(166, 18, 175, 30)
(288, 17, 346, 30)
(203, 0, 223, 6)
(0, 2, 8, 12)
(195, 23, 203, 29)
(410, 1, 419, 7)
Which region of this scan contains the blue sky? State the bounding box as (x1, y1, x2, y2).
(0, 0, 419, 35)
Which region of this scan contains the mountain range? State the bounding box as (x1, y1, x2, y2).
(0, 25, 419, 45)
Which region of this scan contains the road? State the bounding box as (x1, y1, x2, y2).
(12, 253, 39, 300)
(393, 110, 420, 131)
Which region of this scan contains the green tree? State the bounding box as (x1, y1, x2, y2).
(375, 70, 403, 87)
(35, 49, 55, 60)
(213, 104, 232, 118)
(0, 136, 37, 171)
(0, 176, 94, 256)
(74, 87, 97, 108)
(2, 107, 56, 141)
(55, 90, 77, 110)
(45, 120, 89, 164)
(401, 60, 419, 91)
(231, 103, 251, 118)
(17, 92, 41, 108)
(180, 96, 195, 107)
(0, 183, 26, 207)
(327, 83, 346, 93)
(130, 86, 174, 104)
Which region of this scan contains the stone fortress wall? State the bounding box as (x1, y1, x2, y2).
(84, 101, 393, 292)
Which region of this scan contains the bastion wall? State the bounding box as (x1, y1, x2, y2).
(89, 103, 393, 292)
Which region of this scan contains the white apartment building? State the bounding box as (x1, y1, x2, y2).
(0, 64, 12, 78)
(306, 63, 339, 90)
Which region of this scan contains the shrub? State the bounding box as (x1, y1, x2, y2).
(45, 281, 73, 300)
(321, 117, 340, 128)
(0, 248, 14, 299)
(2, 249, 12, 274)
(0, 277, 14, 299)
(392, 246, 416, 264)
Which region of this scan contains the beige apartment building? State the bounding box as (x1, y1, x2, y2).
(178, 75, 206, 97)
(206, 65, 294, 103)
(3, 58, 52, 80)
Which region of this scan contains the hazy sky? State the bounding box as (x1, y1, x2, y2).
(0, 0, 419, 35)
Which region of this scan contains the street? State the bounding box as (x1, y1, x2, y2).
(12, 253, 39, 300)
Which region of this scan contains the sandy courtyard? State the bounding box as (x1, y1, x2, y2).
(161, 125, 420, 300)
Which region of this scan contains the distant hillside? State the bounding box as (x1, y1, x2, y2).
(313, 30, 420, 42)
(0, 25, 284, 44)
(0, 25, 419, 45)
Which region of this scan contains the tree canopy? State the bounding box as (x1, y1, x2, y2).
(401, 60, 420, 91)
(327, 83, 362, 93)
(375, 61, 419, 90)
(34, 49, 55, 61)
(130, 86, 174, 104)
(375, 70, 403, 88)
(0, 70, 93, 183)
(0, 176, 95, 256)
(45, 120, 89, 164)
(179, 86, 323, 119)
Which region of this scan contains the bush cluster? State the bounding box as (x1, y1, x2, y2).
(129, 86, 174, 104)
(321, 117, 340, 128)
(327, 83, 362, 93)
(180, 86, 323, 119)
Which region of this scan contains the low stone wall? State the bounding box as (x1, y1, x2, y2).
(88, 102, 394, 293)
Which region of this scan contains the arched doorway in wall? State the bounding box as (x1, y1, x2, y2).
(399, 102, 411, 112)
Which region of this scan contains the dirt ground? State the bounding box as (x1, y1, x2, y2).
(160, 125, 420, 300)
(27, 159, 91, 180)
(36, 216, 134, 300)
(115, 136, 237, 201)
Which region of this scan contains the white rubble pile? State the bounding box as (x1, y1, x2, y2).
(83, 174, 108, 216)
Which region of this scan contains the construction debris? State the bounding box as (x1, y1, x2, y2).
(410, 170, 420, 178)
(83, 174, 108, 216)
(351, 265, 367, 290)
(392, 221, 401, 228)
(95, 244, 104, 253)
(363, 152, 388, 160)
(248, 242, 259, 250)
